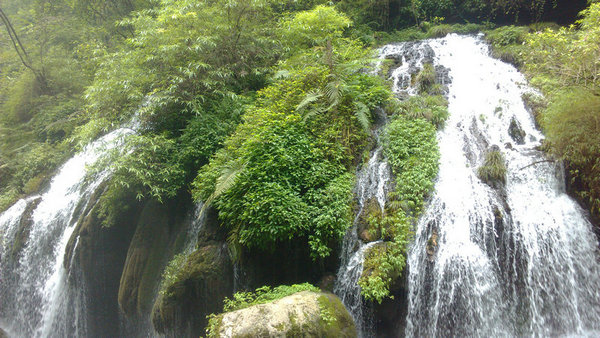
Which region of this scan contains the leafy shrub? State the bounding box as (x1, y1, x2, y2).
(194, 6, 394, 260)
(398, 95, 449, 129)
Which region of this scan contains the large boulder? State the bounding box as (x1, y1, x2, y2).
(210, 291, 356, 337)
(151, 241, 233, 335)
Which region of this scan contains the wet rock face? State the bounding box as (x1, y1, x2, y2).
(9, 197, 41, 261)
(63, 184, 141, 338)
(508, 117, 526, 145)
(151, 242, 233, 336)
(151, 207, 232, 336)
(212, 291, 356, 338)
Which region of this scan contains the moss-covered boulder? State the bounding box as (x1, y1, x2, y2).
(0, 327, 8, 338)
(477, 146, 507, 188)
(151, 241, 233, 335)
(209, 291, 356, 337)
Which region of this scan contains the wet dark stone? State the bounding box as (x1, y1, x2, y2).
(508, 117, 526, 145)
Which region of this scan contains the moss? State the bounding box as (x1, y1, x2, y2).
(317, 293, 356, 337)
(357, 197, 383, 242)
(521, 92, 547, 128)
(415, 63, 436, 95)
(118, 201, 171, 317)
(478, 148, 507, 187)
(152, 243, 232, 335)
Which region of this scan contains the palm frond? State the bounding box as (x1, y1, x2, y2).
(354, 101, 371, 132)
(296, 92, 323, 112)
(198, 160, 246, 219)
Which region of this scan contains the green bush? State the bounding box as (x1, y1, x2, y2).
(477, 149, 507, 185)
(398, 95, 449, 129)
(415, 63, 436, 94)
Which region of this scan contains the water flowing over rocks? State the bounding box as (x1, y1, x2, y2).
(406, 34, 600, 337)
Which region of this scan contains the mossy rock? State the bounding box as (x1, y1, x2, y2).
(151, 242, 233, 335)
(356, 197, 383, 243)
(10, 196, 41, 260)
(426, 228, 439, 261)
(0, 327, 8, 338)
(118, 200, 174, 317)
(211, 291, 356, 337)
(62, 182, 141, 337)
(477, 146, 507, 188)
(508, 117, 526, 145)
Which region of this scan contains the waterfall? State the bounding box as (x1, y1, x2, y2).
(334, 39, 445, 336)
(333, 110, 390, 336)
(405, 34, 600, 336)
(0, 128, 132, 337)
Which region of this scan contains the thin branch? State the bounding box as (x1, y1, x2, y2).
(519, 159, 555, 170)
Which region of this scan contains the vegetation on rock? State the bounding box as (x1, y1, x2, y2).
(206, 289, 356, 338)
(478, 148, 508, 186)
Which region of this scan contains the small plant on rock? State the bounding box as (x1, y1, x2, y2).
(478, 148, 507, 186)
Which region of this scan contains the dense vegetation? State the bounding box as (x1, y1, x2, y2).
(1, 0, 597, 321)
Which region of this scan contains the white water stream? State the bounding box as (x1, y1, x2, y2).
(0, 128, 132, 337)
(404, 34, 600, 337)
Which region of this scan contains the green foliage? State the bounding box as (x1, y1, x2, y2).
(478, 149, 507, 185)
(194, 6, 394, 260)
(484, 25, 529, 66)
(359, 112, 440, 302)
(396, 95, 448, 129)
(384, 116, 440, 214)
(524, 3, 600, 87)
(542, 88, 600, 213)
(486, 25, 529, 46)
(158, 253, 187, 296)
(415, 63, 436, 93)
(222, 283, 320, 312)
(522, 2, 600, 215)
(281, 5, 352, 48)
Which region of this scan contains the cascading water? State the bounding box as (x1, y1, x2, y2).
(0, 128, 132, 337)
(334, 110, 390, 337)
(403, 34, 600, 336)
(335, 40, 446, 337)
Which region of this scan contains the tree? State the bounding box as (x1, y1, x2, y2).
(0, 7, 48, 92)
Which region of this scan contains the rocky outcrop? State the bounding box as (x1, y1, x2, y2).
(63, 183, 141, 338)
(210, 291, 356, 337)
(151, 207, 233, 336)
(118, 199, 190, 318)
(9, 196, 41, 260)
